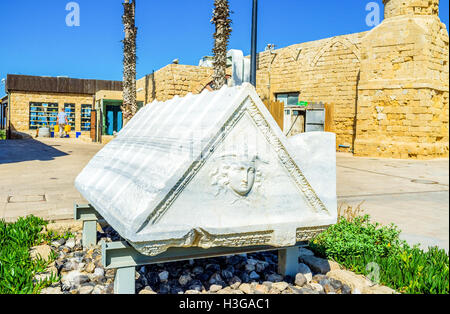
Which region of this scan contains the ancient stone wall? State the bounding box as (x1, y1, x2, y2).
(254, 32, 367, 152)
(354, 0, 449, 159)
(137, 64, 215, 103)
(135, 0, 448, 159)
(384, 0, 440, 18)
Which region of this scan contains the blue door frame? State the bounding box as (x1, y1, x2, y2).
(105, 105, 123, 135)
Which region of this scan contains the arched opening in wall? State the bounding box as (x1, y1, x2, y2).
(308, 39, 361, 152)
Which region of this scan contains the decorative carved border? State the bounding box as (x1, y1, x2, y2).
(137, 94, 329, 233)
(132, 225, 330, 257)
(131, 226, 330, 256)
(296, 225, 331, 242)
(246, 99, 329, 214)
(133, 229, 273, 257)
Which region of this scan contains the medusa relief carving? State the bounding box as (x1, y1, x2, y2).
(209, 153, 268, 203)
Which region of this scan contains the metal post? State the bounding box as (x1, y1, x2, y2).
(74, 204, 103, 249)
(114, 267, 136, 294)
(250, 0, 258, 87)
(82, 220, 97, 248)
(277, 246, 299, 277)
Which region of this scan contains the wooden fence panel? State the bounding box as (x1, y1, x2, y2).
(324, 103, 334, 132)
(90, 110, 97, 142)
(263, 100, 284, 131)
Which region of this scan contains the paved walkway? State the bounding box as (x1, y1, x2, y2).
(336, 153, 449, 251)
(0, 138, 448, 251)
(0, 138, 103, 222)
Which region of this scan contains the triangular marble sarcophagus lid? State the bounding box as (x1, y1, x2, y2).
(75, 84, 337, 256)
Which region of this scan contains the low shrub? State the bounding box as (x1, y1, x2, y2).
(310, 213, 449, 294)
(0, 129, 5, 140)
(0, 216, 61, 294)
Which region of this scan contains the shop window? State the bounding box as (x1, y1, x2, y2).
(81, 104, 92, 131)
(29, 102, 58, 130)
(64, 103, 76, 128)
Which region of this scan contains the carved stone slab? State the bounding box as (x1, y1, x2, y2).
(75, 84, 337, 256)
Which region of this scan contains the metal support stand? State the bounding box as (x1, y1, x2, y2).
(278, 246, 300, 277)
(74, 203, 103, 249)
(102, 240, 303, 294)
(80, 202, 306, 294)
(114, 267, 136, 294)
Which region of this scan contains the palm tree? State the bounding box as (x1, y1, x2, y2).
(211, 0, 232, 90)
(121, 0, 138, 125)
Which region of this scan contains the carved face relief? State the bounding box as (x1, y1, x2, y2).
(210, 154, 266, 201)
(228, 163, 256, 196)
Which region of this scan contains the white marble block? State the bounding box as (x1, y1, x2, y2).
(75, 83, 337, 256)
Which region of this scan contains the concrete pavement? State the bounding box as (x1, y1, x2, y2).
(336, 153, 449, 251)
(0, 138, 103, 222)
(0, 138, 448, 251)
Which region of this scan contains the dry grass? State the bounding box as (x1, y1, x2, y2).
(338, 201, 365, 222)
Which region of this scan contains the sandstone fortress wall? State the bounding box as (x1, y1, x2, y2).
(135, 0, 449, 159)
(7, 0, 449, 159)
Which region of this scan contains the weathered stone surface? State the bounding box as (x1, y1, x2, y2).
(79, 285, 94, 295)
(308, 282, 324, 293)
(75, 84, 337, 256)
(272, 282, 289, 291)
(61, 271, 90, 290)
(85, 262, 96, 273)
(139, 289, 157, 294)
(365, 285, 397, 295)
(297, 263, 313, 282)
(158, 271, 169, 282)
(65, 238, 76, 249)
(178, 274, 192, 286)
(300, 255, 340, 274)
(30, 245, 52, 262)
(209, 284, 223, 292)
(326, 269, 386, 294)
(253, 284, 268, 294)
(298, 248, 315, 256)
(40, 287, 63, 294)
(266, 273, 283, 282)
(51, 238, 66, 248)
(239, 283, 252, 294)
(294, 273, 307, 287)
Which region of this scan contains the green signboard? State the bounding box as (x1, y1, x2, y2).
(298, 101, 308, 107)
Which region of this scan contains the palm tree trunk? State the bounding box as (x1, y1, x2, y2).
(211, 0, 232, 90)
(122, 0, 138, 125)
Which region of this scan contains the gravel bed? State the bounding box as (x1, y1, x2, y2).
(39, 226, 356, 295)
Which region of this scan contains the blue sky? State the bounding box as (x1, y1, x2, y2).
(0, 0, 449, 94)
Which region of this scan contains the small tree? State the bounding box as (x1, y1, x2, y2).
(211, 0, 232, 90)
(122, 0, 138, 125)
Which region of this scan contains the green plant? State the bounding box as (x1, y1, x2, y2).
(0, 216, 61, 294)
(0, 129, 5, 140)
(309, 214, 449, 294)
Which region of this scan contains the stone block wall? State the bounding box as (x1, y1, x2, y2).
(139, 0, 449, 160)
(354, 0, 449, 159)
(254, 32, 367, 152)
(8, 91, 93, 136)
(137, 64, 215, 103)
(384, 0, 440, 18)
